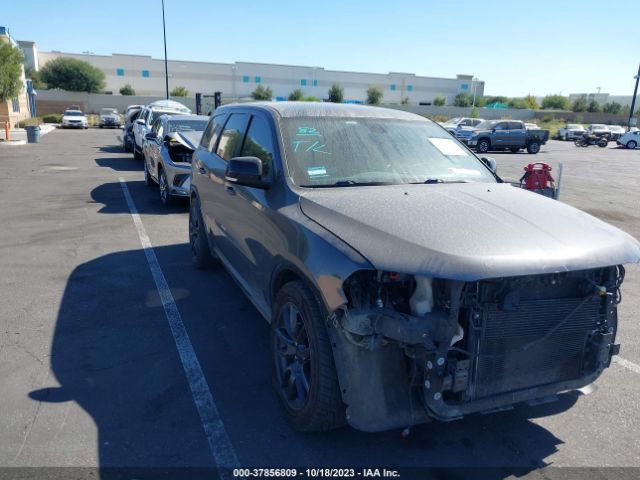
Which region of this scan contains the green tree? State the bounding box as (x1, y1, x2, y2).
(328, 83, 344, 103)
(433, 96, 446, 106)
(119, 84, 136, 95)
(587, 99, 600, 113)
(523, 95, 539, 109)
(39, 57, 105, 93)
(288, 88, 304, 101)
(453, 92, 472, 107)
(602, 102, 622, 114)
(170, 86, 188, 97)
(507, 98, 527, 109)
(0, 42, 24, 102)
(541, 94, 570, 110)
(250, 84, 273, 100)
(571, 96, 588, 112)
(366, 86, 383, 105)
(470, 107, 480, 119)
(25, 66, 45, 90)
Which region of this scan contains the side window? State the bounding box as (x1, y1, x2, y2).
(472, 119, 482, 127)
(509, 122, 523, 130)
(494, 123, 508, 130)
(216, 114, 249, 161)
(156, 120, 164, 139)
(200, 114, 228, 151)
(241, 116, 275, 176)
(461, 119, 472, 126)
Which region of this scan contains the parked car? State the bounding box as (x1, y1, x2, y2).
(132, 100, 191, 159)
(439, 117, 485, 144)
(557, 123, 586, 141)
(125, 104, 144, 114)
(61, 109, 88, 129)
(122, 107, 142, 153)
(99, 108, 122, 128)
(587, 124, 611, 137)
(617, 130, 640, 149)
(607, 125, 626, 141)
(189, 102, 639, 432)
(467, 120, 549, 153)
(143, 114, 209, 205)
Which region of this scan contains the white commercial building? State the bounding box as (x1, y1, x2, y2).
(30, 48, 484, 105)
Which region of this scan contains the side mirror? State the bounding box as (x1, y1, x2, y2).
(480, 156, 497, 173)
(225, 156, 270, 189)
(135, 118, 145, 125)
(145, 132, 157, 140)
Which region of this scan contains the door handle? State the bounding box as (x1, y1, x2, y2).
(198, 167, 206, 174)
(225, 185, 236, 196)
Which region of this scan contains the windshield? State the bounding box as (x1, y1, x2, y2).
(64, 111, 84, 116)
(101, 109, 118, 115)
(151, 111, 183, 123)
(591, 124, 607, 129)
(281, 117, 495, 187)
(475, 120, 498, 130)
(567, 124, 582, 129)
(168, 120, 208, 133)
(443, 117, 462, 125)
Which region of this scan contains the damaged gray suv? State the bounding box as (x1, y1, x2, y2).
(189, 102, 640, 432)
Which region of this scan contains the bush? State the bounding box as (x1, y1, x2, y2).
(571, 96, 588, 112)
(602, 102, 622, 114)
(119, 84, 136, 95)
(541, 95, 570, 110)
(587, 100, 600, 113)
(18, 118, 42, 128)
(507, 98, 527, 109)
(430, 115, 449, 123)
(433, 96, 446, 106)
(304, 95, 320, 102)
(470, 107, 480, 118)
(523, 95, 539, 110)
(170, 86, 189, 97)
(328, 83, 344, 103)
(453, 92, 472, 107)
(366, 86, 383, 105)
(42, 113, 62, 123)
(250, 85, 273, 100)
(39, 57, 105, 93)
(288, 88, 304, 101)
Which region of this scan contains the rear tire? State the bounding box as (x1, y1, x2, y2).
(189, 196, 217, 269)
(271, 281, 345, 432)
(626, 140, 637, 149)
(527, 141, 541, 154)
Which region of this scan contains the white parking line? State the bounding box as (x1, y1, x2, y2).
(119, 178, 240, 477)
(614, 356, 640, 375)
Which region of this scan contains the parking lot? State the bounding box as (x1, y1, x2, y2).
(1, 129, 639, 479)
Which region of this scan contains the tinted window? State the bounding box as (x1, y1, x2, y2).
(494, 123, 508, 130)
(200, 114, 228, 151)
(167, 119, 208, 133)
(509, 122, 523, 130)
(241, 116, 275, 176)
(216, 114, 249, 161)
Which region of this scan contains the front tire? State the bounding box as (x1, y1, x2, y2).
(626, 140, 637, 149)
(158, 168, 174, 206)
(189, 196, 217, 269)
(476, 139, 490, 153)
(527, 141, 541, 154)
(271, 281, 345, 432)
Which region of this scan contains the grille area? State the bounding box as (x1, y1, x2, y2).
(475, 296, 602, 398)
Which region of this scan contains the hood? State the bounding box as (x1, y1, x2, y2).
(62, 115, 86, 121)
(166, 131, 202, 150)
(100, 114, 119, 120)
(299, 183, 640, 281)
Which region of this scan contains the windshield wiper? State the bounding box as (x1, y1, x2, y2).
(300, 180, 398, 188)
(408, 178, 470, 184)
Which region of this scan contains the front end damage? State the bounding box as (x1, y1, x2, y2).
(327, 267, 624, 432)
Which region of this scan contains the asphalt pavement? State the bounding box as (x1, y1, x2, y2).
(0, 130, 639, 480)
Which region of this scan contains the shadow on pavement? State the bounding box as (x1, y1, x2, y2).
(27, 233, 577, 477)
(95, 157, 142, 172)
(89, 180, 188, 214)
(96, 145, 125, 154)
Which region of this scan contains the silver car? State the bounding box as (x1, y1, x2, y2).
(143, 114, 209, 205)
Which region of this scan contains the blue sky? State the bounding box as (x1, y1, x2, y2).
(4, 0, 639, 97)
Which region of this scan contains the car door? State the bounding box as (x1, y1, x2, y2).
(149, 118, 165, 179)
(134, 108, 148, 149)
(195, 113, 250, 275)
(220, 112, 279, 307)
(492, 122, 510, 146)
(509, 121, 527, 147)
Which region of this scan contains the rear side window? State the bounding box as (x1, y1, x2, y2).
(216, 114, 249, 161)
(241, 116, 275, 176)
(200, 114, 228, 151)
(509, 122, 524, 130)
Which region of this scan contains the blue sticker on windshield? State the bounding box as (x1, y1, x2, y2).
(307, 166, 328, 177)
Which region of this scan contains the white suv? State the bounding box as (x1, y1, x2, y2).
(132, 100, 191, 159)
(617, 130, 640, 149)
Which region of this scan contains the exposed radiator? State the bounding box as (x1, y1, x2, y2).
(475, 296, 602, 398)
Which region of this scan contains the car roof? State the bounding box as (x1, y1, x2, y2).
(163, 114, 209, 122)
(217, 101, 429, 121)
(64, 110, 84, 114)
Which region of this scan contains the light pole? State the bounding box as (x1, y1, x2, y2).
(161, 0, 169, 100)
(628, 64, 640, 130)
(471, 77, 477, 108)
